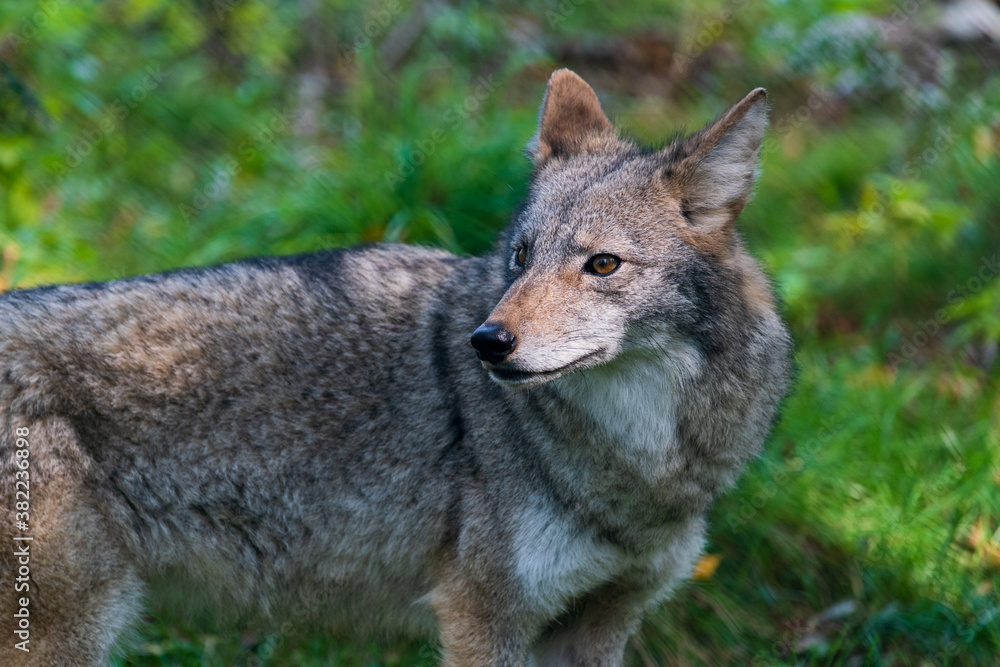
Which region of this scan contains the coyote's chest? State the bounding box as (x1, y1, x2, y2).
(510, 492, 703, 619)
(512, 342, 705, 614)
(512, 493, 624, 616)
(555, 341, 703, 483)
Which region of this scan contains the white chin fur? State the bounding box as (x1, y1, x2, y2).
(487, 368, 566, 388)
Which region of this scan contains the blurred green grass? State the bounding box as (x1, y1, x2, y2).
(2, 0, 999, 664)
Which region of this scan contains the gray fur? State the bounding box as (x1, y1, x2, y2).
(0, 70, 791, 666)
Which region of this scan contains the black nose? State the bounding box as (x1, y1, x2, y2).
(470, 323, 517, 364)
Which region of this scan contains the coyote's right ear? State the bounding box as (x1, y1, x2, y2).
(528, 69, 615, 163)
(666, 88, 768, 234)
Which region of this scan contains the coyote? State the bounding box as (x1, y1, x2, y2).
(0, 70, 792, 665)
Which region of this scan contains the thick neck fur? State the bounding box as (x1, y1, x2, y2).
(552, 338, 702, 485)
(505, 280, 790, 553)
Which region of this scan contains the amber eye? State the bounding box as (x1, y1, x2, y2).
(586, 254, 620, 275)
(515, 247, 527, 266)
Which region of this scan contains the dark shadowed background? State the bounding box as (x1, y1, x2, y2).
(1, 0, 999, 664)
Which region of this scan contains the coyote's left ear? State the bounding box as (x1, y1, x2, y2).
(528, 69, 616, 163)
(666, 88, 768, 232)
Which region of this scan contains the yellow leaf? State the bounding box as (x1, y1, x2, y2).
(692, 553, 722, 581)
(0, 243, 19, 293)
(984, 542, 1000, 571)
(10, 179, 42, 225)
(967, 518, 986, 551)
(973, 125, 996, 164)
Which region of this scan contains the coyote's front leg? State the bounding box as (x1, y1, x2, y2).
(431, 566, 534, 667)
(528, 579, 651, 667)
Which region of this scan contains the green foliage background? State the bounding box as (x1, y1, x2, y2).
(1, 0, 999, 664)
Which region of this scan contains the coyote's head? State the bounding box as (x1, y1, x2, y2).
(471, 69, 777, 387)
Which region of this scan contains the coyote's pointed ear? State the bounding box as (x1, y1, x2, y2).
(667, 88, 768, 233)
(527, 69, 615, 163)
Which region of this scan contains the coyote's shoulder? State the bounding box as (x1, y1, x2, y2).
(0, 70, 791, 666)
